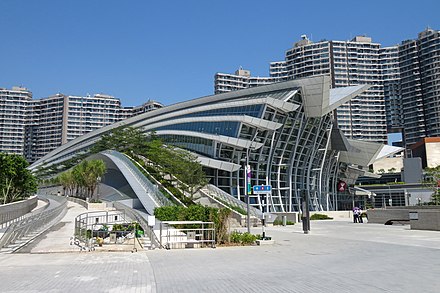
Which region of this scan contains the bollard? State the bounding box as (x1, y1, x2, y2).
(282, 215, 287, 226)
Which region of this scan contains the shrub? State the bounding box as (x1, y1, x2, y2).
(228, 231, 257, 245)
(230, 231, 242, 243)
(241, 232, 257, 244)
(154, 205, 230, 244)
(310, 213, 333, 220)
(272, 219, 295, 225)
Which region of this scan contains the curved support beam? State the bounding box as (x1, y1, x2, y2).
(91, 151, 173, 215)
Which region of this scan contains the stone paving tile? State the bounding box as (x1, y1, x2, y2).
(145, 221, 440, 293)
(0, 220, 439, 292)
(0, 252, 156, 293)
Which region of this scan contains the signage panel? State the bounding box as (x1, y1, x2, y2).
(252, 185, 272, 194)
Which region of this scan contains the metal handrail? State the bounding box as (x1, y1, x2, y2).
(113, 202, 161, 249)
(204, 184, 263, 218)
(127, 154, 187, 207)
(73, 209, 129, 251)
(159, 221, 215, 249)
(0, 194, 67, 252)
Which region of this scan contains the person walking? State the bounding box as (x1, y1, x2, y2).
(353, 207, 360, 223)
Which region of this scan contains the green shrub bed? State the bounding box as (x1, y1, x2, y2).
(310, 213, 333, 220)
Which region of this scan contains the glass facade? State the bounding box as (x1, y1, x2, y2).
(32, 76, 372, 213)
(156, 87, 338, 212)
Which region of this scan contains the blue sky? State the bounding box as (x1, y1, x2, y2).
(1, 0, 439, 106)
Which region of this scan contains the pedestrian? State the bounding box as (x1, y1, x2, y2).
(358, 207, 363, 223)
(353, 207, 360, 223)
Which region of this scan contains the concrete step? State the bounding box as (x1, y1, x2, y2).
(138, 237, 153, 250)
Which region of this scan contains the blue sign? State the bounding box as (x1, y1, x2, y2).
(252, 185, 272, 194)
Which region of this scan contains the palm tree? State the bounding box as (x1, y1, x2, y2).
(87, 159, 106, 200)
(58, 170, 75, 196)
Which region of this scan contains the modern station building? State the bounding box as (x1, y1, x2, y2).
(215, 35, 392, 144)
(31, 75, 400, 212)
(215, 28, 440, 152)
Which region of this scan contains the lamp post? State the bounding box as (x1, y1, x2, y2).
(96, 176, 101, 201)
(243, 131, 260, 234)
(245, 148, 251, 234)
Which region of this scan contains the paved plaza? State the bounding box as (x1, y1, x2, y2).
(0, 212, 439, 292)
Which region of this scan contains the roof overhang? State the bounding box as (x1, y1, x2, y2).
(339, 139, 404, 167)
(301, 75, 370, 118)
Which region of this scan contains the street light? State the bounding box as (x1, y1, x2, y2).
(243, 131, 260, 234)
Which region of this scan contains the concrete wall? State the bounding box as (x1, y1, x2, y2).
(0, 196, 38, 224)
(403, 158, 422, 183)
(410, 210, 440, 231)
(366, 206, 440, 228)
(272, 211, 353, 223)
(366, 209, 409, 224)
(310, 211, 353, 220)
(426, 142, 440, 168)
(67, 197, 113, 211)
(272, 212, 300, 223)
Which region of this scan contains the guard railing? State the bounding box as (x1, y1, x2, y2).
(113, 202, 161, 249)
(0, 194, 67, 252)
(201, 184, 263, 218)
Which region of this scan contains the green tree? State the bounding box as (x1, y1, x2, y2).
(90, 125, 208, 200)
(84, 159, 106, 199)
(173, 149, 208, 198)
(91, 126, 150, 154)
(0, 153, 37, 204)
(58, 159, 107, 199)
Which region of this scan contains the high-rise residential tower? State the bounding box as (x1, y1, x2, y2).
(215, 29, 440, 150)
(399, 28, 440, 149)
(0, 87, 163, 162)
(215, 35, 390, 144)
(28, 94, 124, 162)
(214, 67, 278, 94)
(0, 87, 32, 156)
(285, 35, 388, 143)
(27, 94, 163, 162)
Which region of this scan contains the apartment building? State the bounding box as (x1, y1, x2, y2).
(0, 87, 32, 156)
(215, 28, 440, 150)
(287, 35, 388, 143)
(0, 87, 163, 162)
(399, 28, 440, 148)
(122, 100, 164, 119)
(30, 95, 163, 162)
(214, 68, 278, 94)
(215, 35, 390, 143)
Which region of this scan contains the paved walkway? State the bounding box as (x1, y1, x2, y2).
(0, 216, 439, 292)
(19, 201, 87, 253)
(31, 199, 49, 212)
